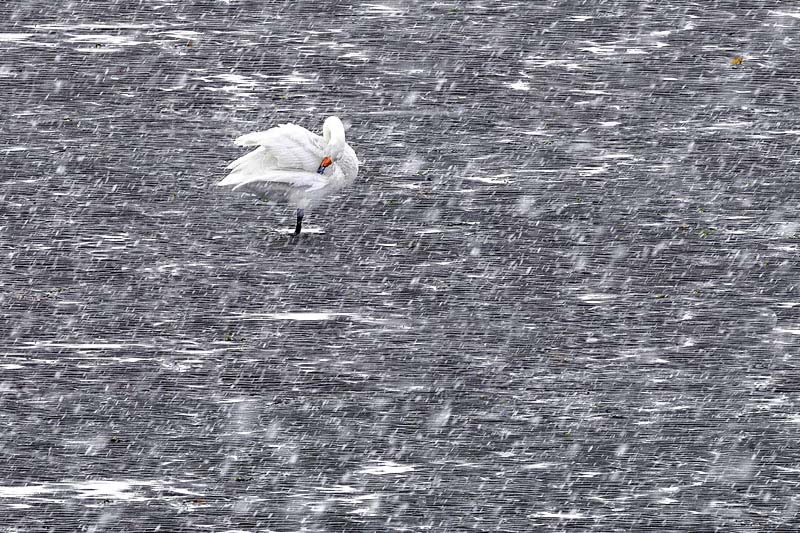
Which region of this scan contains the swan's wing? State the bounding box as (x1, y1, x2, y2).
(218, 146, 267, 187)
(228, 170, 329, 192)
(218, 148, 330, 189)
(232, 123, 325, 173)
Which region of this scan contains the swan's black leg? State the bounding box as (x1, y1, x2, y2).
(294, 208, 304, 235)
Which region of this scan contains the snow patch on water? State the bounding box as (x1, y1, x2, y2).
(361, 3, 406, 16)
(0, 33, 33, 42)
(529, 510, 586, 519)
(523, 462, 558, 470)
(770, 10, 800, 19)
(774, 327, 800, 335)
(0, 480, 155, 502)
(235, 312, 342, 321)
(357, 461, 414, 475)
(20, 342, 152, 350)
(463, 174, 513, 184)
(68, 34, 145, 46)
(577, 293, 618, 304)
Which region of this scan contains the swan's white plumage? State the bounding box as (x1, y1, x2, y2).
(218, 116, 358, 210)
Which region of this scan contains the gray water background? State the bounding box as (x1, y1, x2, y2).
(2, 1, 800, 530)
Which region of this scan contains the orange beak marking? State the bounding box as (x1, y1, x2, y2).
(317, 156, 333, 174)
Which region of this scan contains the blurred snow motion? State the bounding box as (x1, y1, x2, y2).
(2, 0, 800, 530)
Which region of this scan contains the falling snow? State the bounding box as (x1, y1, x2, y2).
(2, 0, 800, 531)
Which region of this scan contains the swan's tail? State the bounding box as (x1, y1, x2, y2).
(217, 145, 274, 187)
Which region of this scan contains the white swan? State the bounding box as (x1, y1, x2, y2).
(217, 116, 359, 235)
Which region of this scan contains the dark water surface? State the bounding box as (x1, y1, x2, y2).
(2, 1, 800, 530)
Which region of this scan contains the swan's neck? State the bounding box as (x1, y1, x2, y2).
(323, 117, 346, 156)
(327, 127, 345, 145)
(326, 132, 345, 159)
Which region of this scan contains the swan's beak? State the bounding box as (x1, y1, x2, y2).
(317, 156, 332, 174)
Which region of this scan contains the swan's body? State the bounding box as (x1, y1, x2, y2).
(217, 116, 358, 234)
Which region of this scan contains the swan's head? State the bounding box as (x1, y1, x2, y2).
(317, 116, 353, 175)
